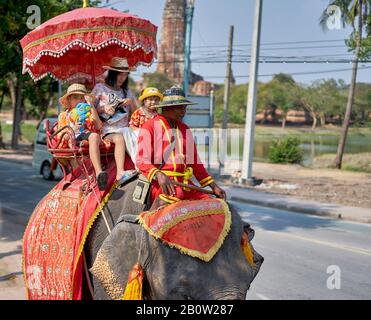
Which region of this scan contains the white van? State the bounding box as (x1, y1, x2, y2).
(32, 118, 63, 180)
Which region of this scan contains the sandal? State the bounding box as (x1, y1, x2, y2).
(97, 171, 108, 191)
(117, 170, 138, 186)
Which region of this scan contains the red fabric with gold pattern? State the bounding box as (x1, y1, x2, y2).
(138, 199, 231, 262)
(20, 7, 157, 83)
(23, 156, 134, 300)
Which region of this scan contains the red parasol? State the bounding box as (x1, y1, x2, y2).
(20, 7, 157, 84)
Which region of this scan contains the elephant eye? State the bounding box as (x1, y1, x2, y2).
(170, 287, 195, 300)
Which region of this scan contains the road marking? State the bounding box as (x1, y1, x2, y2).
(246, 291, 271, 300)
(256, 293, 271, 300)
(265, 230, 371, 257)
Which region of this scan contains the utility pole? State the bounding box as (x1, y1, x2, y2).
(219, 25, 234, 175)
(183, 0, 195, 96)
(241, 0, 263, 185)
(208, 89, 215, 171)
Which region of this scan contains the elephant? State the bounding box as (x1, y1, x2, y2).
(84, 177, 264, 300)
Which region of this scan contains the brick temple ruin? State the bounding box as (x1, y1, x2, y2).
(156, 0, 213, 95)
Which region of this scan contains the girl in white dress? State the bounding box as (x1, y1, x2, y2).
(92, 57, 137, 189)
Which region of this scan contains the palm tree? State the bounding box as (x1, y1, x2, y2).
(320, 0, 370, 169)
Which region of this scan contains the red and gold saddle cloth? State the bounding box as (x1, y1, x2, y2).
(22, 157, 134, 300)
(138, 198, 231, 262)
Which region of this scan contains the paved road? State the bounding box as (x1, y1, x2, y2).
(0, 159, 58, 221)
(1, 160, 371, 300)
(0, 218, 25, 300)
(234, 201, 371, 300)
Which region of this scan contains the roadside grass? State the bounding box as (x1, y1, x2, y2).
(1, 122, 37, 144)
(311, 152, 371, 173)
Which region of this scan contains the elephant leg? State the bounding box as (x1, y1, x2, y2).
(91, 274, 111, 300)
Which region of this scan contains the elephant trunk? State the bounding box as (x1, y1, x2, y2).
(209, 287, 247, 300)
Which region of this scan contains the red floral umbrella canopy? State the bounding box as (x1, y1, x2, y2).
(20, 7, 157, 83)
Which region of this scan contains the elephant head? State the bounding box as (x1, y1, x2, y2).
(89, 203, 263, 300)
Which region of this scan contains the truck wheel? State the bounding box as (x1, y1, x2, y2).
(41, 161, 55, 180)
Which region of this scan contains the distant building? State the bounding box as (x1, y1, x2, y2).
(156, 0, 186, 85)
(192, 80, 214, 96)
(157, 0, 206, 90)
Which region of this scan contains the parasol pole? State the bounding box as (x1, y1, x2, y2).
(57, 81, 62, 114)
(91, 53, 96, 87)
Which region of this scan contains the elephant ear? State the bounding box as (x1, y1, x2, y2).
(90, 216, 143, 300)
(89, 244, 124, 299)
(241, 222, 264, 281)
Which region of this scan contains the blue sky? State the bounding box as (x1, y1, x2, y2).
(110, 0, 370, 85)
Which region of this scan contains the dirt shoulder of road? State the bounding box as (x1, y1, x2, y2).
(0, 218, 25, 300)
(218, 162, 371, 209)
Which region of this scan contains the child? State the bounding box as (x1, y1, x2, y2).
(92, 57, 138, 185)
(58, 83, 108, 191)
(129, 87, 163, 129)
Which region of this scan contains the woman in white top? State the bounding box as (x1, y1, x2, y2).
(92, 57, 137, 189)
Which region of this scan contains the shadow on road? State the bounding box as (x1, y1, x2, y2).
(0, 217, 26, 242)
(234, 202, 336, 232)
(0, 247, 22, 260)
(0, 272, 23, 282)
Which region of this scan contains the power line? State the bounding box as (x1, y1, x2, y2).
(195, 66, 371, 79)
(155, 59, 371, 63)
(165, 43, 352, 54)
(191, 39, 348, 49)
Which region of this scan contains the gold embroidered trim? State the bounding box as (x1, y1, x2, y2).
(72, 181, 118, 290)
(24, 26, 156, 52)
(138, 199, 231, 262)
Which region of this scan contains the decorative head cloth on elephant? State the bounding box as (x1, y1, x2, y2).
(136, 85, 226, 208)
(89, 202, 264, 300)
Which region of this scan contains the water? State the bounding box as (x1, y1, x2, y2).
(255, 133, 371, 165)
(193, 128, 371, 167)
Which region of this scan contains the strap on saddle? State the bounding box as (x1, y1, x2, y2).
(116, 214, 139, 225)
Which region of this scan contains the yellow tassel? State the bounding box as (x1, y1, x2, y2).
(241, 232, 254, 267)
(122, 263, 144, 300)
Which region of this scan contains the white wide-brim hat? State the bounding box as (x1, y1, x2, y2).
(102, 57, 136, 72)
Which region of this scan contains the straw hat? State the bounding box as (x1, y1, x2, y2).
(153, 86, 196, 108)
(138, 87, 163, 102)
(102, 57, 135, 73)
(59, 83, 95, 109)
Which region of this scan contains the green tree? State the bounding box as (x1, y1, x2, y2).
(270, 75, 296, 128)
(214, 84, 248, 124)
(0, 79, 7, 148)
(352, 83, 371, 122)
(0, 0, 101, 149)
(141, 72, 173, 94)
(293, 79, 345, 130)
(320, 0, 371, 168)
(256, 74, 296, 128)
